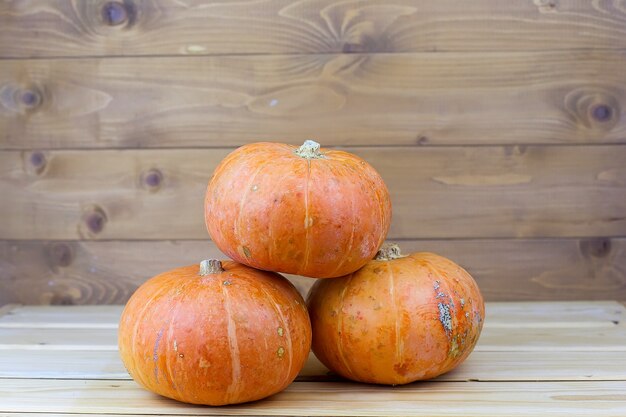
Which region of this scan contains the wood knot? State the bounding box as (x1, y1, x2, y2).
(564, 88, 620, 134)
(82, 206, 108, 235)
(26, 151, 48, 175)
(101, 2, 128, 26)
(580, 238, 612, 258)
(591, 104, 613, 123)
(0, 84, 44, 114)
(141, 168, 163, 191)
(100, 1, 136, 28)
(50, 295, 76, 306)
(20, 89, 42, 108)
(48, 243, 74, 267)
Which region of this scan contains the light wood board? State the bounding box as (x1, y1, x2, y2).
(0, 302, 624, 416)
(1, 379, 625, 416)
(1, 349, 625, 382)
(1, 302, 623, 328)
(0, 303, 624, 352)
(3, 325, 625, 352)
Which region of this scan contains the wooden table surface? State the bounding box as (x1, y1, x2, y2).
(0, 301, 625, 416)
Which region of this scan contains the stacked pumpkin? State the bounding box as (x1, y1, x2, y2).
(118, 140, 484, 405)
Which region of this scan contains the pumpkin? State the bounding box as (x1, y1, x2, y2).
(306, 244, 484, 385)
(204, 140, 392, 279)
(118, 259, 312, 405)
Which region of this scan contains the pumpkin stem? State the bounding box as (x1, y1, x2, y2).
(199, 259, 224, 275)
(294, 140, 325, 159)
(375, 243, 405, 261)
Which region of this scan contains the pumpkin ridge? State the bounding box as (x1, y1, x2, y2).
(127, 276, 175, 390)
(265, 160, 295, 268)
(221, 283, 241, 404)
(387, 261, 403, 375)
(259, 285, 293, 390)
(206, 149, 258, 252)
(163, 285, 185, 395)
(234, 160, 270, 263)
(328, 153, 391, 253)
(299, 159, 313, 275)
(335, 273, 355, 378)
(328, 163, 357, 277)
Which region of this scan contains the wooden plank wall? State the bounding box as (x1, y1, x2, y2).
(1, 0, 625, 304)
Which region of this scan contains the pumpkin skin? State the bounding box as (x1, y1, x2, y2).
(118, 260, 312, 405)
(205, 140, 392, 279)
(306, 246, 484, 385)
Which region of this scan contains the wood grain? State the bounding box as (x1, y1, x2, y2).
(4, 325, 625, 352)
(1, 379, 625, 416)
(1, 0, 626, 57)
(1, 52, 625, 149)
(1, 146, 625, 240)
(6, 348, 626, 384)
(2, 302, 621, 327)
(3, 349, 625, 382)
(2, 238, 626, 305)
(2, 303, 624, 352)
(1, 302, 624, 381)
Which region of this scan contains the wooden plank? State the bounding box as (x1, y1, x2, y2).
(1, 52, 625, 149)
(1, 379, 625, 416)
(0, 304, 18, 318)
(1, 0, 625, 57)
(2, 322, 624, 352)
(485, 302, 625, 327)
(1, 146, 625, 241)
(1, 349, 624, 382)
(1, 302, 622, 328)
(0, 306, 123, 328)
(2, 239, 626, 305)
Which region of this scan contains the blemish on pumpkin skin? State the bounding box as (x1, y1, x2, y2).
(449, 338, 461, 358)
(173, 340, 178, 352)
(223, 280, 231, 286)
(438, 303, 453, 335)
(251, 185, 258, 191)
(394, 361, 411, 376)
(277, 347, 285, 358)
(277, 327, 284, 337)
(433, 280, 440, 290)
(242, 246, 251, 258)
(304, 216, 314, 228)
(153, 328, 164, 383)
(460, 298, 465, 307)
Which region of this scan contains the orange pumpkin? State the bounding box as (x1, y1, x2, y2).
(307, 245, 484, 385)
(118, 259, 311, 405)
(205, 140, 392, 279)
